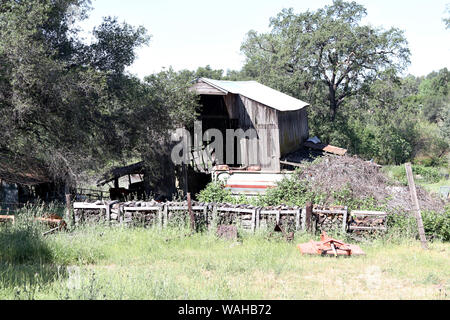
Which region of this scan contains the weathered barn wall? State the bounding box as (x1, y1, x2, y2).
(224, 94, 281, 171)
(195, 79, 310, 172)
(278, 107, 309, 156)
(191, 82, 226, 96)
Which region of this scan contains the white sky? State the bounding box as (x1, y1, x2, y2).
(78, 0, 450, 79)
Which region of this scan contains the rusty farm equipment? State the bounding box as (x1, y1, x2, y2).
(298, 232, 365, 257)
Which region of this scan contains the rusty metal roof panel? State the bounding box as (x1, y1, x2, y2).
(200, 78, 310, 112)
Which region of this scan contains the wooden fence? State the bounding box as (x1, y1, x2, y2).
(72, 201, 388, 234)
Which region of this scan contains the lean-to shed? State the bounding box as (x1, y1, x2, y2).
(191, 78, 310, 172)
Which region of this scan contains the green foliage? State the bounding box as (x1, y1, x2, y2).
(256, 175, 317, 207)
(0, 0, 199, 186)
(422, 207, 450, 242)
(197, 181, 234, 203)
(387, 165, 443, 185)
(387, 207, 450, 242)
(241, 0, 410, 123)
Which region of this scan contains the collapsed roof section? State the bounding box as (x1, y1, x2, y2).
(96, 161, 145, 187)
(0, 149, 51, 186)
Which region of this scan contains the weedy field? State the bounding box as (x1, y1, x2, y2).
(0, 218, 449, 300)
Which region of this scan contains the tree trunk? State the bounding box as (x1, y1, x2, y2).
(329, 87, 338, 121)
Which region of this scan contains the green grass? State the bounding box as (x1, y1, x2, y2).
(0, 221, 449, 300)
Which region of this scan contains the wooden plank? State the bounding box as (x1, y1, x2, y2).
(73, 203, 108, 210)
(349, 226, 388, 231)
(280, 160, 306, 168)
(217, 208, 255, 214)
(313, 209, 347, 215)
(405, 163, 429, 250)
(124, 207, 161, 211)
(351, 211, 387, 216)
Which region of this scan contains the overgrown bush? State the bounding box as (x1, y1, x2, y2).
(387, 207, 450, 242)
(422, 207, 450, 242)
(197, 181, 234, 203)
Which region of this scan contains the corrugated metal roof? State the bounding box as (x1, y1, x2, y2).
(200, 78, 310, 112)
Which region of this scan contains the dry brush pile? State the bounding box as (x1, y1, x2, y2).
(297, 156, 445, 213)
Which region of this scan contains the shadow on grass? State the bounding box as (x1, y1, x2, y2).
(0, 226, 53, 264)
(0, 225, 68, 293)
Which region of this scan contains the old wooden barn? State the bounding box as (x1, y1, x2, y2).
(191, 78, 310, 172)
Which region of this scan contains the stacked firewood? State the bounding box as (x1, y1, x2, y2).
(313, 205, 347, 233)
(348, 213, 387, 234)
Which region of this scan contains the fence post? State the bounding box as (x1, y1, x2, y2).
(203, 206, 208, 225)
(342, 206, 349, 234)
(210, 204, 218, 232)
(119, 204, 124, 225)
(65, 194, 73, 226)
(306, 202, 313, 233)
(251, 209, 257, 233)
(105, 202, 111, 226)
(163, 204, 169, 229)
(405, 163, 429, 250)
(256, 208, 261, 231)
(296, 208, 301, 231)
(187, 193, 196, 232)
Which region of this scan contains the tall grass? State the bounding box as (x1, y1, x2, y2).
(0, 204, 449, 300)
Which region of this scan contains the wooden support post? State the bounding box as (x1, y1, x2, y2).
(157, 207, 163, 229)
(187, 193, 196, 232)
(296, 209, 301, 231)
(405, 163, 429, 250)
(65, 194, 72, 226)
(256, 208, 261, 230)
(105, 203, 111, 225)
(119, 205, 124, 225)
(306, 202, 313, 233)
(210, 205, 218, 232)
(203, 206, 208, 225)
(342, 207, 349, 234)
(251, 209, 257, 233)
(302, 208, 307, 231)
(163, 205, 169, 229)
(276, 210, 281, 225)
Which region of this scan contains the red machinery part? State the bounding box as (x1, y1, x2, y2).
(298, 232, 365, 257)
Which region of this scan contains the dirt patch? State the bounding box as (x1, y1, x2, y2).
(297, 156, 444, 212)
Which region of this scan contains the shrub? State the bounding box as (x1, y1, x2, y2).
(197, 181, 234, 203)
(387, 207, 450, 242)
(422, 207, 450, 242)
